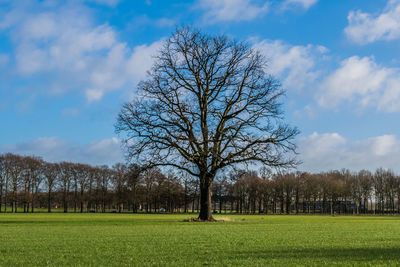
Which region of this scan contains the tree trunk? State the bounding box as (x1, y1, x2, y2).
(219, 197, 222, 214)
(48, 190, 51, 213)
(64, 191, 68, 213)
(198, 175, 213, 221)
(132, 186, 137, 213)
(0, 186, 2, 213)
(31, 197, 34, 213)
(80, 190, 84, 213)
(192, 194, 196, 213)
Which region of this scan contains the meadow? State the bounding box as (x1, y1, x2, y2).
(1, 213, 400, 266)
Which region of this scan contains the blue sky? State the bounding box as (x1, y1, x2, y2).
(1, 0, 400, 172)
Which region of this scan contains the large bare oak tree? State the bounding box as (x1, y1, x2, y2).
(115, 27, 299, 220)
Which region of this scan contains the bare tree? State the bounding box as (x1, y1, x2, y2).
(0, 155, 5, 213)
(358, 170, 372, 214)
(24, 156, 44, 213)
(127, 164, 142, 213)
(7, 154, 24, 213)
(59, 162, 72, 213)
(112, 163, 127, 213)
(72, 164, 79, 212)
(98, 166, 111, 213)
(116, 27, 298, 220)
(76, 164, 90, 213)
(44, 163, 58, 213)
(87, 167, 96, 212)
(374, 168, 387, 214)
(2, 154, 12, 212)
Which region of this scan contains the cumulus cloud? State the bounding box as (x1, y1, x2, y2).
(0, 137, 123, 166)
(252, 39, 400, 113)
(250, 36, 400, 114)
(0, 2, 162, 102)
(318, 56, 400, 112)
(198, 0, 269, 23)
(298, 132, 400, 172)
(282, 0, 318, 10)
(345, 0, 400, 44)
(253, 39, 327, 89)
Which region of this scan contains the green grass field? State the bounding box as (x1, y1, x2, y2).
(1, 214, 400, 266)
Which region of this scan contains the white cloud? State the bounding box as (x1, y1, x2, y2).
(253, 39, 400, 113)
(253, 39, 327, 89)
(0, 137, 123, 166)
(282, 0, 318, 10)
(0, 2, 162, 102)
(318, 56, 400, 112)
(345, 0, 400, 44)
(298, 132, 400, 172)
(198, 0, 269, 23)
(125, 41, 161, 79)
(85, 89, 105, 102)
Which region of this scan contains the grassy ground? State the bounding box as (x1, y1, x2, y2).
(1, 214, 400, 266)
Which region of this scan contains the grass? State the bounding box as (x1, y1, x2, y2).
(1, 214, 400, 266)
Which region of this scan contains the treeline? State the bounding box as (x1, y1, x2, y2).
(1, 153, 400, 215)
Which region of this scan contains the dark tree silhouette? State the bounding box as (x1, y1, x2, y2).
(127, 164, 142, 213)
(24, 156, 44, 213)
(44, 163, 58, 213)
(59, 162, 72, 213)
(0, 155, 5, 213)
(116, 27, 299, 220)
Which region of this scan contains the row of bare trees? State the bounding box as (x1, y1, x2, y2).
(214, 168, 399, 215)
(1, 153, 400, 214)
(0, 153, 188, 213)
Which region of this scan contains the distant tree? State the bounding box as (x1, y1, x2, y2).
(59, 162, 72, 213)
(112, 163, 127, 213)
(76, 164, 90, 213)
(214, 174, 229, 214)
(142, 168, 157, 213)
(44, 163, 58, 213)
(7, 154, 24, 213)
(127, 164, 142, 213)
(374, 168, 387, 214)
(153, 169, 167, 212)
(24, 156, 44, 213)
(98, 166, 111, 213)
(383, 170, 397, 214)
(281, 173, 295, 214)
(358, 170, 372, 214)
(116, 27, 298, 220)
(87, 167, 96, 212)
(2, 154, 12, 212)
(272, 174, 285, 214)
(260, 167, 273, 214)
(0, 155, 5, 213)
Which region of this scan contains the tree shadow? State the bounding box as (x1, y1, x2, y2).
(232, 247, 400, 262)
